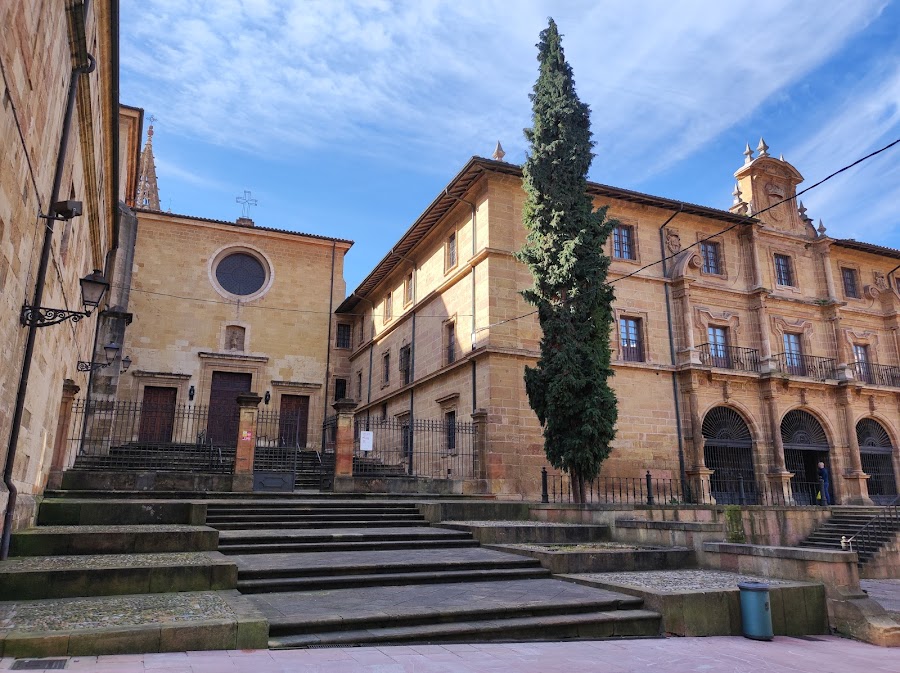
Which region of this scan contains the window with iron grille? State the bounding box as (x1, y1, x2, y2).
(774, 254, 794, 286)
(404, 272, 414, 305)
(707, 326, 730, 367)
(613, 224, 636, 260)
(446, 232, 457, 270)
(383, 292, 393, 321)
(619, 317, 644, 362)
(700, 241, 721, 275)
(356, 371, 363, 400)
(336, 323, 351, 349)
(382, 351, 390, 385)
(399, 345, 411, 385)
(841, 267, 860, 298)
(334, 378, 347, 400)
(445, 409, 457, 453)
(446, 321, 456, 364)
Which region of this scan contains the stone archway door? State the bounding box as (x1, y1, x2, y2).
(857, 418, 899, 505)
(702, 407, 756, 504)
(781, 409, 831, 505)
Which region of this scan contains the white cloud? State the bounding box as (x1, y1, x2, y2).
(121, 0, 888, 185)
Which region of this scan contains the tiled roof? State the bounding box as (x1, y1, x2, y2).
(832, 238, 900, 260)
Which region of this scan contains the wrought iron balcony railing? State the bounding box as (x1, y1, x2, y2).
(775, 352, 837, 380)
(697, 343, 760, 373)
(850, 361, 900, 388)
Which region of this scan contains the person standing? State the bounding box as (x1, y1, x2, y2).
(817, 461, 831, 505)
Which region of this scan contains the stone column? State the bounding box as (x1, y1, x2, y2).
(232, 393, 262, 492)
(836, 387, 872, 505)
(752, 292, 775, 373)
(46, 380, 81, 490)
(681, 373, 713, 503)
(471, 408, 488, 480)
(762, 381, 794, 503)
(333, 399, 358, 478)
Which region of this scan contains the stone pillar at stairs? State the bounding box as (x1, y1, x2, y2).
(233, 393, 262, 492)
(47, 379, 81, 490)
(333, 399, 358, 478)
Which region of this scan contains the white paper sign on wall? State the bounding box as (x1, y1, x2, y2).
(360, 431, 374, 452)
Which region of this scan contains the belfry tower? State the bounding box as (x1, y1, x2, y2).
(135, 117, 160, 210)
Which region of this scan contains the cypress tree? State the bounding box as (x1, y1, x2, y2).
(518, 18, 618, 503)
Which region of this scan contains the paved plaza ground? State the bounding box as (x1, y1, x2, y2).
(0, 636, 895, 672)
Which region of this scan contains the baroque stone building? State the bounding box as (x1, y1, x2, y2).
(0, 1, 129, 534)
(336, 144, 900, 504)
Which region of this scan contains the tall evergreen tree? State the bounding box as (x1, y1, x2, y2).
(518, 18, 618, 503)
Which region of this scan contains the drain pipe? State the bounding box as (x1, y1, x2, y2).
(2, 48, 97, 560)
(657, 205, 688, 501)
(444, 188, 478, 411)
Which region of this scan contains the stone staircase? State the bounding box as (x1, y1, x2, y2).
(72, 442, 235, 473)
(798, 506, 900, 565)
(206, 500, 661, 647)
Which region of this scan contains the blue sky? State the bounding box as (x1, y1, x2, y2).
(120, 0, 900, 293)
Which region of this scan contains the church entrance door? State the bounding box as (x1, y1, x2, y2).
(138, 386, 177, 444)
(208, 371, 251, 445)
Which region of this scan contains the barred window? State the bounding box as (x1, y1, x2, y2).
(383, 292, 393, 321)
(336, 323, 351, 349)
(382, 352, 390, 385)
(841, 267, 860, 299)
(446, 232, 458, 270)
(334, 378, 347, 400)
(613, 224, 636, 260)
(445, 409, 457, 453)
(399, 345, 412, 385)
(446, 322, 456, 365)
(700, 241, 721, 275)
(774, 254, 794, 287)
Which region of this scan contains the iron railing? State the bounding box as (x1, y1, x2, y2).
(698, 344, 761, 373)
(843, 494, 900, 565)
(861, 451, 900, 505)
(542, 469, 832, 507)
(774, 353, 837, 380)
(353, 416, 476, 479)
(69, 399, 235, 473)
(849, 361, 900, 387)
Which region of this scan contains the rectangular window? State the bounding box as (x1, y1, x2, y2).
(700, 241, 721, 275)
(613, 224, 636, 260)
(445, 409, 457, 453)
(399, 345, 411, 385)
(853, 343, 873, 384)
(336, 323, 351, 349)
(774, 254, 794, 287)
(382, 352, 390, 385)
(356, 371, 363, 400)
(334, 378, 347, 401)
(446, 322, 456, 364)
(783, 332, 803, 375)
(446, 232, 457, 270)
(707, 326, 730, 367)
(841, 267, 860, 298)
(619, 317, 644, 362)
(383, 292, 393, 321)
(358, 319, 365, 345)
(404, 272, 414, 305)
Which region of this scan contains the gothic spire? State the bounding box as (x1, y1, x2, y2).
(135, 116, 161, 210)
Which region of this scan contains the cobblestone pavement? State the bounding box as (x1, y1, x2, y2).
(0, 592, 236, 632)
(505, 542, 645, 551)
(1, 636, 893, 672)
(249, 578, 632, 621)
(0, 552, 217, 571)
(571, 569, 793, 591)
(861, 579, 900, 615)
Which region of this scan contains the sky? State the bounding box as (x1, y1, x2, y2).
(119, 0, 900, 293)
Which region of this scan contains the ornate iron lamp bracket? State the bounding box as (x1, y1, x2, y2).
(76, 359, 109, 372)
(20, 305, 90, 327)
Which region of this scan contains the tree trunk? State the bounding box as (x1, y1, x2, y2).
(571, 470, 586, 504)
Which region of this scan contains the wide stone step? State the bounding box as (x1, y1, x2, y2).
(269, 608, 660, 647)
(240, 567, 551, 593)
(206, 510, 422, 521)
(0, 552, 236, 600)
(207, 504, 418, 514)
(221, 539, 480, 554)
(211, 519, 426, 531)
(9, 525, 219, 557)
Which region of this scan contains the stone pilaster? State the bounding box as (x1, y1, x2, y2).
(332, 399, 358, 478)
(233, 393, 262, 492)
(837, 386, 873, 505)
(471, 408, 488, 480)
(47, 379, 81, 490)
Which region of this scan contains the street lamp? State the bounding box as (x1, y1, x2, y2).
(21, 269, 110, 327)
(120, 355, 132, 373)
(76, 341, 120, 372)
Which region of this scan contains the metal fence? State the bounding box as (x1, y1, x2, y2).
(353, 417, 477, 478)
(69, 399, 235, 472)
(850, 361, 900, 387)
(698, 344, 761, 373)
(543, 469, 832, 507)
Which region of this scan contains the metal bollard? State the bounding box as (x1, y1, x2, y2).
(646, 470, 654, 505)
(541, 467, 549, 504)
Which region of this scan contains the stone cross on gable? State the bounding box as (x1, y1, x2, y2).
(236, 190, 258, 218)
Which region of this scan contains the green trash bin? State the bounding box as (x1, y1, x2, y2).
(738, 581, 773, 641)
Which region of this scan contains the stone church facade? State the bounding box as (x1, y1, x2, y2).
(338, 148, 900, 504)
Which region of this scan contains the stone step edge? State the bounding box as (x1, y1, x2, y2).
(238, 567, 550, 592)
(239, 558, 540, 580)
(218, 540, 480, 555)
(268, 609, 661, 647)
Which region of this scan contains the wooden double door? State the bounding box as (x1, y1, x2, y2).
(138, 386, 177, 444)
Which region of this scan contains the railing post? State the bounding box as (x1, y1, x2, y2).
(233, 393, 262, 492)
(739, 475, 746, 505)
(541, 467, 549, 504)
(646, 470, 653, 505)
